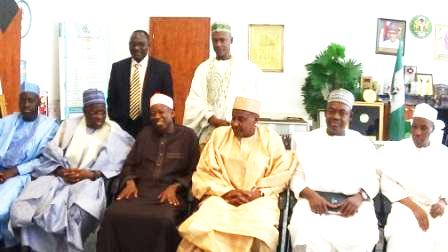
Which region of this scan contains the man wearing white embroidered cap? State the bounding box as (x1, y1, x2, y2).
(327, 88, 355, 108)
(178, 96, 296, 252)
(183, 22, 262, 147)
(289, 88, 379, 252)
(97, 93, 199, 252)
(380, 103, 448, 252)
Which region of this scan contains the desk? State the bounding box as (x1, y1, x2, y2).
(258, 119, 310, 149)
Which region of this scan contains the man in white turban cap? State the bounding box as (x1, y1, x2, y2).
(380, 102, 448, 251)
(97, 92, 199, 252)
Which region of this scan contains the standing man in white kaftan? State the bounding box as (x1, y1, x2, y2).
(0, 82, 58, 250)
(183, 22, 262, 146)
(289, 89, 379, 252)
(10, 89, 134, 252)
(380, 103, 448, 252)
(178, 96, 296, 252)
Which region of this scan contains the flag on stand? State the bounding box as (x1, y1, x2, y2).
(388, 40, 406, 140)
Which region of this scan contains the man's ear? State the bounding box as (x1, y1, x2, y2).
(171, 110, 175, 119)
(231, 36, 233, 44)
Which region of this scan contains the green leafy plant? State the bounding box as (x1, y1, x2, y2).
(302, 43, 362, 120)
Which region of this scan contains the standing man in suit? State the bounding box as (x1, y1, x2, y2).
(107, 30, 173, 137)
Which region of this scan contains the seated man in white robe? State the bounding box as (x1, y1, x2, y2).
(177, 96, 296, 252)
(0, 82, 58, 250)
(380, 103, 448, 252)
(289, 89, 379, 252)
(10, 89, 134, 252)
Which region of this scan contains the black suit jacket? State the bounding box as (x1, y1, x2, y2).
(107, 56, 173, 137)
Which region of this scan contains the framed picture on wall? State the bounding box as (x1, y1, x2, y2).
(434, 24, 448, 60)
(248, 24, 284, 72)
(376, 18, 406, 55)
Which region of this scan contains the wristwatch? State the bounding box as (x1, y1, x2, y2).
(359, 189, 369, 201)
(90, 170, 102, 181)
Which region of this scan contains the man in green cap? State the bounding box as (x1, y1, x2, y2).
(183, 21, 262, 148)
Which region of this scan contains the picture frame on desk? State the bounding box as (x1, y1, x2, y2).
(404, 65, 417, 83)
(349, 102, 385, 141)
(415, 73, 434, 96)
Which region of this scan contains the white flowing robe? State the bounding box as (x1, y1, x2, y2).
(183, 57, 261, 145)
(380, 138, 448, 252)
(10, 116, 134, 252)
(289, 128, 379, 252)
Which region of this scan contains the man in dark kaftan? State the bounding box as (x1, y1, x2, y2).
(96, 93, 200, 252)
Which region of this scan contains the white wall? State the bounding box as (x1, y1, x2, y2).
(20, 0, 448, 119)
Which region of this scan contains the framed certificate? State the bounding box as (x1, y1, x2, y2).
(248, 24, 284, 72)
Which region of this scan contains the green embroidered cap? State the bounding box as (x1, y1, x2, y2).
(211, 22, 231, 34)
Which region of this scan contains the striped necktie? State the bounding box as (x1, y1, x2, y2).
(129, 63, 141, 120)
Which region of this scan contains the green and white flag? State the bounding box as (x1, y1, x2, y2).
(389, 40, 406, 140)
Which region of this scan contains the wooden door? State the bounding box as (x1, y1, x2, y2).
(150, 17, 210, 123)
(0, 9, 21, 114)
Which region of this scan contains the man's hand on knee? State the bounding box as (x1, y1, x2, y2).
(116, 179, 139, 200)
(0, 166, 18, 183)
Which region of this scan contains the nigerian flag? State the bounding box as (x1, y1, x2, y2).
(389, 40, 406, 141)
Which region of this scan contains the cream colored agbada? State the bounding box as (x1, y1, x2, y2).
(177, 125, 296, 252)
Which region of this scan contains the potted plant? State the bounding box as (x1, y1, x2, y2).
(302, 43, 362, 121)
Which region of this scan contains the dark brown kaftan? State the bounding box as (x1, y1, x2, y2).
(96, 125, 199, 252)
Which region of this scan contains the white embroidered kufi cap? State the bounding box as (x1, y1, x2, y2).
(327, 88, 355, 109)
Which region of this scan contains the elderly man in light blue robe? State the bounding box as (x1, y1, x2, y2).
(10, 89, 134, 252)
(0, 82, 58, 249)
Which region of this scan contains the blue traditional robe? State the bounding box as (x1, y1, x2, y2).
(10, 116, 134, 252)
(0, 113, 58, 248)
